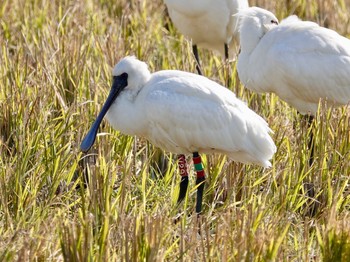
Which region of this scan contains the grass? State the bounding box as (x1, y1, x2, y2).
(1, 0, 350, 260)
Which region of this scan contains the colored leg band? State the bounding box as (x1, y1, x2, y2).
(193, 155, 205, 179)
(178, 154, 188, 177)
(193, 152, 206, 214)
(177, 154, 189, 204)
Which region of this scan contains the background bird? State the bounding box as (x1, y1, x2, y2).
(237, 6, 350, 115)
(164, 0, 249, 75)
(81, 56, 276, 214)
(237, 6, 350, 165)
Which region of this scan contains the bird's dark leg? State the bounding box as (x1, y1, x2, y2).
(224, 43, 231, 88)
(224, 43, 229, 61)
(306, 114, 315, 166)
(193, 152, 206, 214)
(302, 114, 319, 216)
(192, 45, 203, 75)
(177, 154, 189, 204)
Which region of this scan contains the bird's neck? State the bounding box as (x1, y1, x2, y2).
(239, 17, 265, 54)
(105, 90, 146, 137)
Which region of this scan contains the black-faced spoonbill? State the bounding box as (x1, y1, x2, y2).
(237, 7, 350, 165)
(80, 56, 276, 214)
(164, 0, 249, 75)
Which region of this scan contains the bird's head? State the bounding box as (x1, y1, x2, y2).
(239, 7, 278, 33)
(80, 56, 150, 153)
(237, 7, 279, 52)
(112, 56, 150, 93)
(254, 7, 279, 32)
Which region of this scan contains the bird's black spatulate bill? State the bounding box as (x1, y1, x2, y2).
(80, 73, 128, 153)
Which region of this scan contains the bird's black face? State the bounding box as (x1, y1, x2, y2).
(80, 73, 128, 153)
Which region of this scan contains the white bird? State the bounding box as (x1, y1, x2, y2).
(81, 56, 276, 213)
(164, 0, 249, 74)
(237, 7, 350, 116)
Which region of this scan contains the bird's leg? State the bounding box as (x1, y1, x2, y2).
(306, 114, 315, 166)
(177, 154, 189, 204)
(193, 152, 206, 214)
(224, 43, 231, 88)
(192, 45, 203, 75)
(224, 43, 229, 62)
(302, 114, 319, 216)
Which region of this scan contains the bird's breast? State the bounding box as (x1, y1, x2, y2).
(105, 93, 148, 137)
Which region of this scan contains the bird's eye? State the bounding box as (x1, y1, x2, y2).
(271, 20, 278, 25)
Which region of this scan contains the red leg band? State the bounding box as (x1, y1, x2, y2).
(193, 155, 205, 179)
(177, 154, 188, 177)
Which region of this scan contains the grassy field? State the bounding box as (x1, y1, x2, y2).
(1, 0, 350, 260)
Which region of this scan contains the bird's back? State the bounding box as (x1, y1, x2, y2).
(140, 70, 275, 167)
(239, 20, 350, 114)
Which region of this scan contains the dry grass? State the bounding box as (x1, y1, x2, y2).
(1, 0, 350, 260)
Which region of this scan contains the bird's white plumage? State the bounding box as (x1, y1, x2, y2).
(105, 57, 276, 167)
(237, 7, 350, 115)
(164, 0, 249, 57)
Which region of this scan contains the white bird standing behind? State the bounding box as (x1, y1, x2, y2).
(80, 56, 276, 213)
(164, 0, 249, 74)
(237, 7, 350, 115)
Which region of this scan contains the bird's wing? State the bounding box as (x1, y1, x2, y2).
(141, 71, 275, 166)
(255, 23, 350, 112)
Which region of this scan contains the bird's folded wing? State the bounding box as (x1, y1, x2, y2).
(141, 72, 274, 164)
(261, 24, 350, 108)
